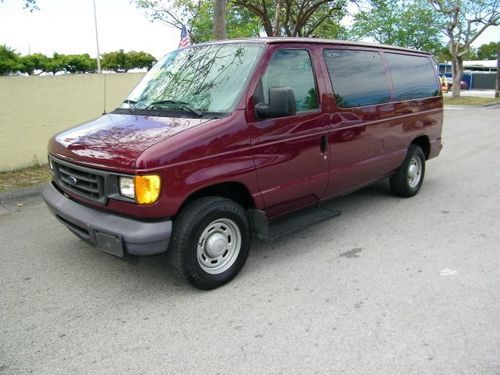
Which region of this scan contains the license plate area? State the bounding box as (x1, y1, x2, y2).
(95, 231, 124, 257)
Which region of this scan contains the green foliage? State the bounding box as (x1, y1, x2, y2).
(63, 54, 96, 74)
(231, 0, 347, 37)
(477, 41, 498, 60)
(434, 46, 452, 62)
(434, 45, 479, 62)
(45, 53, 65, 75)
(0, 46, 156, 75)
(350, 0, 444, 53)
(0, 45, 22, 75)
(101, 50, 157, 72)
(102, 50, 130, 72)
(19, 53, 49, 74)
(127, 51, 158, 69)
(190, 1, 261, 41)
(133, 0, 349, 41)
(133, 0, 261, 43)
(134, 0, 350, 40)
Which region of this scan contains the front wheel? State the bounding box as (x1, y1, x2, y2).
(390, 144, 426, 197)
(169, 196, 250, 290)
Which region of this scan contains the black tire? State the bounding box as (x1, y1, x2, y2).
(390, 144, 426, 197)
(169, 196, 250, 290)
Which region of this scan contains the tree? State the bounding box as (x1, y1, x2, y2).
(133, 0, 347, 42)
(63, 54, 97, 74)
(0, 45, 22, 75)
(351, 0, 444, 54)
(45, 53, 65, 75)
(101, 50, 157, 72)
(19, 53, 49, 75)
(133, 0, 261, 43)
(127, 51, 157, 69)
(477, 41, 498, 60)
(232, 0, 347, 37)
(434, 45, 480, 62)
(429, 0, 500, 97)
(102, 50, 130, 72)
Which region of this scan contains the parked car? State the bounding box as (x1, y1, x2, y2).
(43, 38, 443, 289)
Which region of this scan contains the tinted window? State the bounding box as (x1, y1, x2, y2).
(323, 49, 391, 108)
(257, 49, 318, 112)
(385, 53, 439, 100)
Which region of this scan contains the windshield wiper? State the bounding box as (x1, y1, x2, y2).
(146, 100, 203, 117)
(122, 99, 137, 110)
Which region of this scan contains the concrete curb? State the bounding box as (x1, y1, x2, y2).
(444, 103, 500, 110)
(0, 183, 48, 203)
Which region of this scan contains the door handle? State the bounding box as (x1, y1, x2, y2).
(320, 135, 328, 158)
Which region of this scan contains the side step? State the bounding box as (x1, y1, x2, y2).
(248, 206, 341, 244)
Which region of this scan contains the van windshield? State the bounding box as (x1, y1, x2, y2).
(121, 43, 263, 115)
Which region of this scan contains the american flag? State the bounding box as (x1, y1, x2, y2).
(178, 25, 191, 48)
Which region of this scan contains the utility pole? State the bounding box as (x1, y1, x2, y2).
(214, 0, 226, 40)
(496, 41, 499, 98)
(93, 0, 102, 74)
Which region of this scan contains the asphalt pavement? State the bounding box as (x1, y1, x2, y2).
(1, 108, 499, 375)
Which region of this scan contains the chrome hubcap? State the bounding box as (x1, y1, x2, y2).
(407, 156, 422, 188)
(197, 218, 241, 274)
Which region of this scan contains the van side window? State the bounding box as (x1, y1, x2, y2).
(385, 53, 439, 100)
(256, 49, 318, 112)
(323, 49, 391, 108)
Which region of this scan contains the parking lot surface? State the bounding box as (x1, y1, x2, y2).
(1, 108, 499, 374)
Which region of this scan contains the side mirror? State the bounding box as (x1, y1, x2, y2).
(255, 87, 296, 119)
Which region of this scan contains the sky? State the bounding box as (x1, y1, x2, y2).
(0, 0, 499, 60)
(0, 0, 181, 59)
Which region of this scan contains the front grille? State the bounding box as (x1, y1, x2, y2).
(51, 157, 106, 203)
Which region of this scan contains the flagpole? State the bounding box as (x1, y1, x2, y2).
(93, 0, 102, 74)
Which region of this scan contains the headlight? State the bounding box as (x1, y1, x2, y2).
(119, 177, 135, 199)
(119, 175, 161, 204)
(134, 175, 161, 204)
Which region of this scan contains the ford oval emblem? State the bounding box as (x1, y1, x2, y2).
(68, 176, 78, 185)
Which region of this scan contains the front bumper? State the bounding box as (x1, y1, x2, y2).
(43, 183, 172, 257)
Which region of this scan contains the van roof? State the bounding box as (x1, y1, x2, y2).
(192, 37, 431, 55)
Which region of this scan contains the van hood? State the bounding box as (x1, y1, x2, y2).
(49, 113, 213, 171)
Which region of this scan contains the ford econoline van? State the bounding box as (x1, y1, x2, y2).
(43, 38, 443, 289)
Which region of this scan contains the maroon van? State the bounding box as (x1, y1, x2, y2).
(43, 38, 443, 289)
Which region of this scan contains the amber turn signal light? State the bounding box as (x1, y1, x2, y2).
(134, 175, 161, 204)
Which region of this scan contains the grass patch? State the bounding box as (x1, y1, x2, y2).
(0, 165, 51, 192)
(444, 96, 500, 106)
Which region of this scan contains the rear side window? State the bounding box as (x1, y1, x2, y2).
(385, 53, 439, 100)
(323, 49, 391, 108)
(257, 49, 318, 112)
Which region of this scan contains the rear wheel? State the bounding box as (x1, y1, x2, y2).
(169, 196, 250, 290)
(390, 144, 426, 197)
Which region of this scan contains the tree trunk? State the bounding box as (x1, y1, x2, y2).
(451, 56, 463, 98)
(273, 0, 281, 36)
(495, 42, 499, 99)
(214, 0, 226, 40)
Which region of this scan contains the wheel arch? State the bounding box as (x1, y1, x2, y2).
(177, 181, 256, 216)
(411, 135, 431, 160)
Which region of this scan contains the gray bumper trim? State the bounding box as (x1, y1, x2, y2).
(43, 184, 172, 256)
